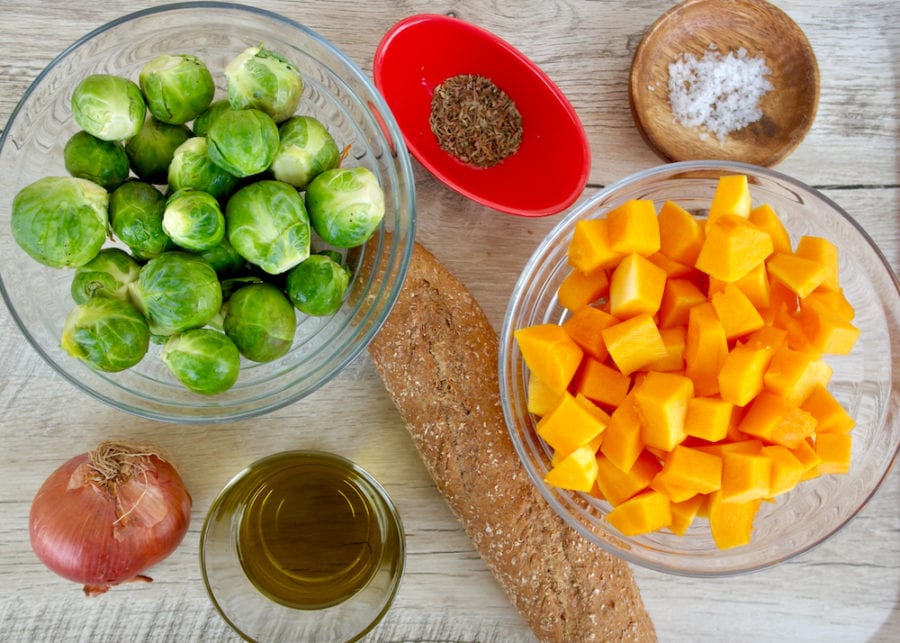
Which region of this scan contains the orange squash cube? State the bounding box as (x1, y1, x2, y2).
(814, 433, 852, 475)
(608, 252, 668, 318)
(710, 282, 765, 340)
(708, 490, 761, 549)
(695, 214, 774, 283)
(600, 394, 645, 472)
(537, 391, 608, 455)
(557, 267, 609, 312)
(738, 392, 817, 448)
(684, 302, 729, 397)
(562, 305, 616, 362)
(655, 445, 723, 495)
(749, 203, 792, 254)
(763, 345, 833, 406)
(709, 262, 772, 311)
(515, 323, 583, 392)
(767, 252, 829, 298)
(659, 278, 708, 329)
(760, 444, 806, 497)
(790, 438, 823, 477)
(658, 199, 705, 265)
(650, 475, 698, 503)
(721, 452, 772, 502)
(601, 313, 669, 376)
(795, 236, 839, 292)
(695, 438, 764, 459)
(568, 218, 624, 273)
(708, 174, 752, 222)
(571, 355, 631, 409)
(633, 371, 694, 451)
(644, 325, 686, 372)
(796, 297, 860, 356)
(606, 199, 660, 256)
(718, 344, 774, 407)
(606, 489, 673, 536)
(526, 373, 561, 417)
(669, 494, 706, 536)
(684, 395, 734, 442)
(594, 451, 661, 506)
(801, 384, 855, 434)
(544, 445, 600, 492)
(803, 289, 855, 322)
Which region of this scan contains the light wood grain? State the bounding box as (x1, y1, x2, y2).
(0, 1, 897, 642)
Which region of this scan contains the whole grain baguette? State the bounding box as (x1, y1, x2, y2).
(367, 242, 656, 642)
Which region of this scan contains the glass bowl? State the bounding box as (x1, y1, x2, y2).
(201, 450, 405, 642)
(499, 160, 899, 576)
(0, 2, 416, 423)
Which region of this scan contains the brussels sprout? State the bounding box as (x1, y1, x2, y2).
(223, 283, 296, 362)
(162, 189, 226, 252)
(109, 180, 172, 260)
(139, 53, 215, 124)
(129, 251, 222, 336)
(70, 247, 141, 304)
(225, 180, 310, 275)
(161, 328, 240, 395)
(168, 136, 238, 200)
(285, 253, 351, 317)
(198, 237, 246, 275)
(11, 176, 108, 268)
(71, 74, 146, 141)
(305, 167, 385, 248)
(125, 116, 191, 184)
(206, 108, 279, 178)
(224, 45, 303, 123)
(60, 297, 150, 372)
(270, 115, 341, 189)
(192, 99, 232, 138)
(63, 130, 130, 191)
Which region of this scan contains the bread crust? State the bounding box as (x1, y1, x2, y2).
(368, 242, 657, 642)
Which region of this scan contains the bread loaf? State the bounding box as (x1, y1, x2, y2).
(368, 242, 656, 642)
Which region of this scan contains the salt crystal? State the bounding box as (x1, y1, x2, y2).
(667, 47, 773, 141)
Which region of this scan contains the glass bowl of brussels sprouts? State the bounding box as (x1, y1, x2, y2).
(0, 2, 416, 422)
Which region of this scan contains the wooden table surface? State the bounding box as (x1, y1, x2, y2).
(1, 1, 897, 641)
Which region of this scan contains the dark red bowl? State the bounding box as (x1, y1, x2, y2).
(374, 14, 590, 217)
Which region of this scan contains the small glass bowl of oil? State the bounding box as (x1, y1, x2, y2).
(200, 451, 405, 642)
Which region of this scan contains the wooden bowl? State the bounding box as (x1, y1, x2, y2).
(630, 0, 819, 167)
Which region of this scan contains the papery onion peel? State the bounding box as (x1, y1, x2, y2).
(28, 441, 192, 596)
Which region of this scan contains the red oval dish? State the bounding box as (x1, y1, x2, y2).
(374, 14, 590, 217)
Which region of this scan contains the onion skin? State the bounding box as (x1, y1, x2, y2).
(28, 443, 192, 596)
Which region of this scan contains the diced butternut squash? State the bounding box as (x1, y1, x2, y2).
(749, 203, 792, 254)
(738, 392, 817, 448)
(803, 289, 855, 322)
(536, 391, 607, 455)
(633, 371, 694, 451)
(789, 438, 823, 476)
(654, 445, 723, 495)
(669, 494, 706, 536)
(684, 396, 734, 442)
(708, 490, 761, 549)
(659, 278, 708, 329)
(695, 439, 764, 459)
(606, 199, 660, 256)
(795, 236, 839, 292)
(515, 324, 583, 392)
(608, 252, 668, 318)
(708, 174, 751, 222)
(544, 445, 599, 492)
(695, 214, 773, 283)
(526, 373, 561, 417)
(814, 433, 852, 474)
(801, 384, 855, 434)
(717, 344, 775, 407)
(720, 452, 772, 502)
(600, 394, 644, 472)
(647, 251, 697, 279)
(557, 267, 609, 312)
(601, 313, 669, 376)
(709, 262, 771, 311)
(606, 489, 673, 536)
(650, 475, 698, 503)
(763, 345, 833, 406)
(684, 302, 729, 397)
(760, 445, 806, 497)
(658, 199, 705, 265)
(644, 325, 686, 372)
(562, 305, 616, 362)
(568, 218, 623, 273)
(766, 252, 829, 298)
(711, 283, 765, 340)
(572, 355, 631, 409)
(594, 451, 661, 506)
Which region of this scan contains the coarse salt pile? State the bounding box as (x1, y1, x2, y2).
(668, 46, 773, 141)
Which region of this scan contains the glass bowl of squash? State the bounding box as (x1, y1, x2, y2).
(499, 160, 899, 575)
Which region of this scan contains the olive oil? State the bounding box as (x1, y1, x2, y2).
(234, 451, 402, 610)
